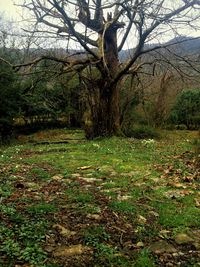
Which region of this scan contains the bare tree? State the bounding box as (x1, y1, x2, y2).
(16, 0, 200, 138)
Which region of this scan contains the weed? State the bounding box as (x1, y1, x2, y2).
(78, 203, 101, 214)
(153, 201, 200, 228)
(0, 184, 13, 198)
(65, 188, 94, 203)
(0, 129, 199, 266)
(75, 192, 94, 203)
(26, 203, 57, 215)
(0, 239, 21, 258)
(83, 226, 110, 246)
(0, 220, 48, 266)
(109, 200, 136, 214)
(31, 167, 50, 180)
(21, 244, 47, 266)
(83, 226, 129, 266)
(134, 249, 156, 267)
(0, 204, 16, 216)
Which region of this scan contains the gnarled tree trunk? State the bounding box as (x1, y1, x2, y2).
(83, 19, 122, 139)
(84, 80, 120, 139)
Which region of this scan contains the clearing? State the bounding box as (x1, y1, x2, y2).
(0, 129, 199, 267)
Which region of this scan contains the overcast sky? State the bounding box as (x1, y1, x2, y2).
(0, 0, 21, 20)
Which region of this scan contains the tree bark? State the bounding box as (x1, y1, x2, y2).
(83, 24, 122, 139)
(83, 80, 121, 139)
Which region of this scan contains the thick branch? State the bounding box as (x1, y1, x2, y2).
(52, 0, 99, 59)
(77, 0, 103, 32)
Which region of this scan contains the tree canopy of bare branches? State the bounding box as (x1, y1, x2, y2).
(15, 0, 200, 138)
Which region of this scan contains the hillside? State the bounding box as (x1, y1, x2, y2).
(119, 36, 200, 61)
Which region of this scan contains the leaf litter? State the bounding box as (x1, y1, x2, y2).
(0, 129, 199, 266)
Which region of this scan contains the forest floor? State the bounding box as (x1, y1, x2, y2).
(0, 129, 199, 267)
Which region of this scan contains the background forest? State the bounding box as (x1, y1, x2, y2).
(0, 23, 200, 143)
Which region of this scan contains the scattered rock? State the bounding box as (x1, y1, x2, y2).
(195, 198, 200, 207)
(193, 242, 200, 250)
(53, 244, 91, 257)
(174, 230, 200, 249)
(149, 211, 159, 217)
(101, 188, 119, 193)
(25, 182, 40, 192)
(136, 242, 144, 248)
(166, 263, 174, 267)
(159, 229, 171, 239)
(172, 252, 179, 257)
(178, 252, 184, 256)
(125, 223, 133, 229)
(117, 195, 132, 201)
(52, 174, 64, 181)
(83, 184, 92, 189)
(86, 214, 102, 220)
(134, 182, 146, 187)
(149, 240, 177, 254)
(63, 179, 72, 184)
(53, 224, 76, 238)
(137, 215, 147, 224)
(86, 173, 93, 177)
(151, 178, 160, 183)
(44, 245, 55, 253)
(33, 195, 42, 200)
(175, 233, 194, 245)
(71, 173, 81, 178)
(110, 171, 118, 177)
(79, 177, 103, 183)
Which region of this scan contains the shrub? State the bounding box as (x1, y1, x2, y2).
(0, 60, 22, 143)
(169, 89, 200, 129)
(175, 124, 188, 130)
(123, 125, 160, 139)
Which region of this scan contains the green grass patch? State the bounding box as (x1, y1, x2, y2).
(0, 129, 199, 266)
(30, 167, 50, 180)
(0, 220, 48, 266)
(134, 249, 156, 267)
(26, 203, 57, 215)
(109, 200, 136, 214)
(153, 201, 200, 228)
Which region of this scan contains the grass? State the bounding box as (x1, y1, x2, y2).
(109, 200, 136, 214)
(0, 129, 199, 266)
(134, 249, 156, 267)
(0, 220, 48, 267)
(26, 203, 58, 215)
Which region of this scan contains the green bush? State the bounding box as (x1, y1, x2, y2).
(175, 124, 188, 130)
(170, 89, 200, 129)
(123, 125, 160, 139)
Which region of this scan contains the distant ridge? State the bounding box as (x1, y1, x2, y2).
(119, 36, 200, 61)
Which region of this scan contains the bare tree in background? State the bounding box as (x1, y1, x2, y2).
(17, 0, 200, 138)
